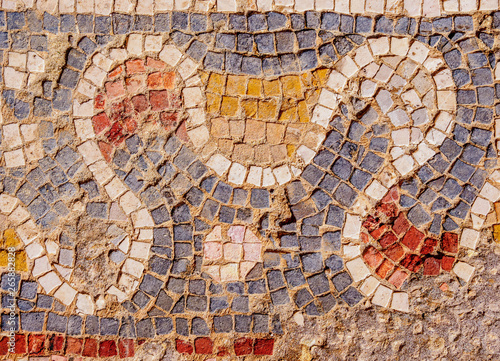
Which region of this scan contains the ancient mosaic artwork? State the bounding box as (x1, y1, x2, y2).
(1, 0, 500, 359)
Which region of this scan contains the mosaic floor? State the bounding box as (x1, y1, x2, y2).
(1, 0, 500, 360)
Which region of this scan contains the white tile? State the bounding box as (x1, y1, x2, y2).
(39, 272, 62, 294)
(453, 262, 475, 282)
(391, 292, 409, 312)
(343, 214, 361, 240)
(247, 166, 262, 186)
(273, 165, 292, 185)
(54, 283, 77, 306)
(207, 154, 231, 176)
(122, 258, 145, 278)
(360, 276, 380, 296)
(346, 257, 371, 282)
(460, 228, 480, 250)
(372, 285, 392, 307)
(130, 241, 151, 260)
(228, 162, 247, 185)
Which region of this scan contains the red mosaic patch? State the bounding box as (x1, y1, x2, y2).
(361, 186, 460, 286)
(92, 59, 183, 163)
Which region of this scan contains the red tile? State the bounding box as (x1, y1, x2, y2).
(362, 215, 380, 232)
(379, 231, 398, 248)
(384, 243, 405, 262)
(377, 202, 398, 218)
(49, 334, 65, 352)
(109, 65, 124, 79)
(176, 121, 189, 142)
(28, 334, 45, 354)
(400, 254, 422, 272)
(0, 337, 8, 356)
(14, 334, 27, 354)
(105, 122, 125, 146)
(147, 72, 164, 89)
(387, 268, 408, 288)
(442, 232, 458, 254)
(370, 224, 389, 240)
(376, 259, 394, 278)
(169, 92, 182, 108)
(131, 94, 149, 113)
(401, 226, 425, 251)
(254, 339, 274, 355)
(146, 57, 166, 70)
(92, 112, 111, 134)
(164, 72, 176, 89)
(105, 80, 126, 99)
(194, 337, 213, 354)
(234, 338, 253, 356)
(126, 59, 146, 74)
(393, 213, 410, 236)
(149, 90, 170, 111)
(360, 232, 370, 243)
(94, 93, 106, 109)
(363, 246, 384, 268)
(66, 338, 82, 355)
(99, 340, 117, 357)
(98, 141, 114, 163)
(125, 75, 145, 93)
(159, 112, 179, 132)
(420, 238, 438, 255)
(123, 117, 138, 133)
(82, 339, 98, 358)
(441, 256, 455, 271)
(423, 257, 441, 276)
(381, 186, 399, 203)
(118, 339, 135, 358)
(176, 340, 193, 355)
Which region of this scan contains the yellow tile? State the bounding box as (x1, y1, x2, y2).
(3, 229, 21, 248)
(281, 75, 302, 98)
(247, 79, 262, 97)
(279, 106, 297, 122)
(314, 68, 330, 86)
(305, 89, 320, 106)
(0, 251, 7, 267)
(263, 79, 281, 97)
(287, 144, 296, 157)
(242, 99, 258, 118)
(301, 72, 313, 87)
(298, 101, 310, 123)
(226, 75, 247, 96)
(207, 93, 222, 114)
(220, 96, 239, 117)
(495, 202, 500, 221)
(199, 71, 209, 84)
(493, 224, 500, 244)
(207, 73, 225, 94)
(258, 99, 278, 120)
(15, 251, 27, 271)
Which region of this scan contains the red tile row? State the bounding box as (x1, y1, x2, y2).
(176, 337, 275, 356)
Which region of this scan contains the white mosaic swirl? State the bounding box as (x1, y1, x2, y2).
(310, 35, 498, 312)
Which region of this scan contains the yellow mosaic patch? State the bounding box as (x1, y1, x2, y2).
(204, 69, 329, 168)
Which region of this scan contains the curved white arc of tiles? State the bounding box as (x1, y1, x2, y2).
(313, 35, 488, 312)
